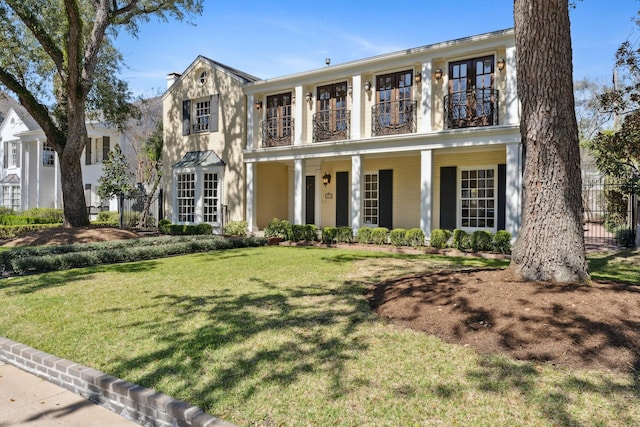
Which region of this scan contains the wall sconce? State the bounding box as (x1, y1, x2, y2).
(347, 85, 353, 96)
(325, 58, 331, 66)
(364, 81, 372, 92)
(322, 172, 331, 187)
(497, 57, 506, 72)
(255, 100, 263, 110)
(305, 92, 313, 103)
(434, 68, 443, 81)
(415, 73, 422, 83)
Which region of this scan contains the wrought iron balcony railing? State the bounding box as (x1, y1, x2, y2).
(444, 89, 499, 129)
(261, 117, 295, 147)
(371, 100, 417, 136)
(312, 109, 351, 142)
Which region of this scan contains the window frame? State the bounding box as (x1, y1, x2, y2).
(193, 98, 211, 133)
(173, 166, 224, 227)
(42, 141, 55, 167)
(458, 166, 497, 231)
(363, 172, 379, 226)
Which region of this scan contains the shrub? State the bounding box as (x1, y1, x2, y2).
(302, 224, 318, 242)
(0, 224, 61, 240)
(371, 227, 388, 245)
(195, 223, 213, 235)
(453, 229, 472, 251)
(336, 227, 353, 243)
(96, 211, 119, 225)
(615, 228, 636, 248)
(472, 230, 493, 252)
(389, 228, 406, 247)
(321, 227, 337, 243)
(224, 220, 248, 237)
(264, 218, 292, 240)
(21, 208, 63, 223)
(429, 229, 451, 249)
(493, 230, 512, 254)
(158, 219, 172, 234)
(290, 224, 305, 241)
(357, 227, 373, 244)
(405, 228, 425, 248)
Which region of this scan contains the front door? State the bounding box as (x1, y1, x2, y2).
(336, 171, 349, 227)
(305, 175, 315, 225)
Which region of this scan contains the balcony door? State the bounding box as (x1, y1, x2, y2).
(315, 82, 349, 142)
(264, 92, 292, 146)
(373, 70, 416, 135)
(448, 56, 495, 128)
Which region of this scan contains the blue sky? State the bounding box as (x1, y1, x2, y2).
(114, 1, 640, 97)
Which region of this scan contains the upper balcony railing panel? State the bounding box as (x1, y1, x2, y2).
(444, 89, 499, 129)
(261, 118, 294, 147)
(312, 109, 351, 143)
(371, 100, 417, 137)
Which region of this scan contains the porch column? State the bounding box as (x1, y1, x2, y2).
(245, 162, 257, 232)
(293, 159, 304, 224)
(505, 142, 522, 238)
(294, 86, 303, 145)
(420, 149, 433, 240)
(351, 155, 361, 234)
(247, 95, 255, 150)
(504, 46, 518, 126)
(418, 61, 432, 133)
(351, 75, 362, 140)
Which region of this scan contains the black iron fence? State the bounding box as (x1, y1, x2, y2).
(582, 176, 637, 247)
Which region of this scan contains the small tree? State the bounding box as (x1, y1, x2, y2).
(97, 144, 134, 228)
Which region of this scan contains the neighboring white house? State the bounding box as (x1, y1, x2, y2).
(0, 92, 138, 215)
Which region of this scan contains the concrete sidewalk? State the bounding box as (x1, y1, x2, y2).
(0, 361, 138, 427)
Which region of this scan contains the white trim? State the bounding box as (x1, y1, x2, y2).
(420, 150, 433, 238)
(457, 165, 498, 232)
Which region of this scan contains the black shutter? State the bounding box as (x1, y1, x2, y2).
(102, 136, 110, 161)
(85, 138, 92, 165)
(210, 94, 219, 132)
(379, 169, 393, 229)
(498, 164, 506, 230)
(336, 171, 349, 227)
(182, 99, 191, 136)
(3, 141, 7, 168)
(440, 166, 457, 230)
(15, 143, 19, 167)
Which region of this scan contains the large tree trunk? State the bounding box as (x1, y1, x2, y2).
(510, 0, 589, 283)
(59, 149, 90, 227)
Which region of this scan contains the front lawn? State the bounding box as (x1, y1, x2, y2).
(1, 246, 638, 426)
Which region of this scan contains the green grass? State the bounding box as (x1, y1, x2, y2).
(1, 246, 639, 426)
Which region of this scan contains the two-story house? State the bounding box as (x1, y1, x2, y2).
(0, 92, 136, 215)
(164, 28, 522, 240)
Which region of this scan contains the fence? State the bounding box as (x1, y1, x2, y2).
(582, 176, 637, 247)
(121, 189, 163, 230)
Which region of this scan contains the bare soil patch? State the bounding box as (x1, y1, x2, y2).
(368, 268, 640, 373)
(0, 226, 140, 247)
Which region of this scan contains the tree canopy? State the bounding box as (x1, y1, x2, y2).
(0, 0, 202, 226)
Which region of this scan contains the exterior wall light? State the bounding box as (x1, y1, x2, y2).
(497, 57, 506, 72)
(434, 68, 443, 81)
(364, 81, 372, 92)
(255, 100, 263, 110)
(322, 172, 332, 187)
(415, 73, 422, 83)
(306, 92, 313, 103)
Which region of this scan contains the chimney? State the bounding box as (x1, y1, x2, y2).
(166, 73, 181, 89)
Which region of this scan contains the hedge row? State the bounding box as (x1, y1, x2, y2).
(429, 228, 511, 253)
(2, 235, 267, 275)
(0, 223, 63, 240)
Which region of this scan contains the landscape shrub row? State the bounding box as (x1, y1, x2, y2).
(2, 235, 267, 275)
(0, 223, 62, 240)
(429, 228, 512, 253)
(96, 211, 156, 228)
(264, 218, 318, 242)
(158, 219, 212, 235)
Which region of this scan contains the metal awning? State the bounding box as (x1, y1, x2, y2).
(172, 151, 225, 168)
(0, 174, 20, 184)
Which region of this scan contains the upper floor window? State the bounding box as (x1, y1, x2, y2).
(3, 141, 20, 168)
(182, 95, 219, 136)
(194, 99, 211, 133)
(262, 92, 293, 147)
(313, 82, 350, 142)
(42, 142, 55, 167)
(198, 70, 208, 85)
(85, 136, 110, 165)
(445, 56, 498, 129)
(372, 70, 416, 136)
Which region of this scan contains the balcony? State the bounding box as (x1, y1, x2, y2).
(261, 117, 295, 147)
(371, 100, 417, 136)
(313, 109, 351, 142)
(444, 89, 499, 129)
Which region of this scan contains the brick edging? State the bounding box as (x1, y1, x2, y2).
(0, 337, 235, 427)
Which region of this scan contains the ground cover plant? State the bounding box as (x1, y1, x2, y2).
(1, 246, 639, 426)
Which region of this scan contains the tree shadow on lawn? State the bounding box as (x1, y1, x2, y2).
(104, 275, 373, 414)
(0, 261, 161, 295)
